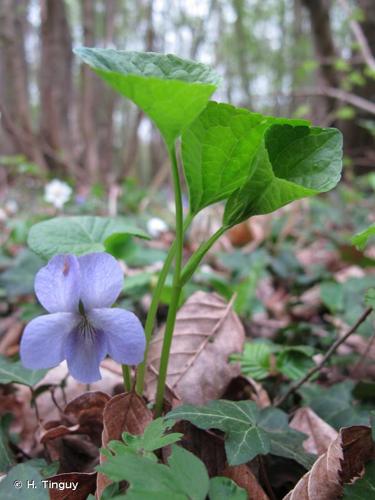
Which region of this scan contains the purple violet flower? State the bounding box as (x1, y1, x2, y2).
(20, 252, 145, 383)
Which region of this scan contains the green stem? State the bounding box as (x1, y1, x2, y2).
(122, 365, 132, 392)
(180, 225, 228, 286)
(135, 214, 192, 395)
(154, 144, 184, 416)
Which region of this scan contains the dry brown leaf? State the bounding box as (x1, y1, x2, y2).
(283, 425, 374, 500)
(41, 392, 110, 473)
(48, 471, 96, 500)
(41, 391, 110, 446)
(289, 407, 338, 455)
(146, 291, 245, 404)
(96, 392, 153, 498)
(222, 465, 269, 500)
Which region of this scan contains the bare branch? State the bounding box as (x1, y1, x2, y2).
(337, 0, 375, 71)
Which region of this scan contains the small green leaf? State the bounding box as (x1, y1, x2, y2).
(98, 445, 209, 499)
(365, 288, 375, 309)
(224, 125, 342, 225)
(230, 341, 274, 380)
(351, 224, 375, 250)
(208, 477, 247, 499)
(0, 463, 49, 499)
(276, 346, 315, 381)
(74, 48, 219, 146)
(28, 216, 149, 259)
(105, 418, 182, 461)
(168, 400, 313, 467)
(0, 355, 47, 386)
(232, 341, 314, 381)
(343, 461, 375, 499)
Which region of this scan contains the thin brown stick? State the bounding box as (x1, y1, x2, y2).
(274, 307, 373, 407)
(337, 0, 375, 72)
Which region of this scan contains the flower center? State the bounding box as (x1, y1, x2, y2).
(78, 300, 96, 344)
(79, 316, 96, 345)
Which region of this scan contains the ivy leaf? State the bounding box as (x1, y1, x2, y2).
(0, 355, 47, 387)
(168, 400, 313, 467)
(208, 477, 247, 500)
(351, 224, 375, 250)
(343, 461, 375, 499)
(0, 463, 49, 499)
(74, 48, 219, 146)
(182, 101, 307, 215)
(224, 124, 342, 225)
(98, 444, 210, 499)
(299, 381, 371, 429)
(28, 216, 149, 259)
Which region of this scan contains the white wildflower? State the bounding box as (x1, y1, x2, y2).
(44, 179, 72, 209)
(147, 217, 168, 238)
(5, 199, 18, 215)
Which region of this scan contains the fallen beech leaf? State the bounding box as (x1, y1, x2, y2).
(41, 392, 110, 474)
(48, 471, 96, 500)
(97, 392, 153, 498)
(283, 426, 374, 500)
(290, 407, 338, 455)
(42, 392, 110, 447)
(146, 291, 245, 404)
(222, 465, 269, 500)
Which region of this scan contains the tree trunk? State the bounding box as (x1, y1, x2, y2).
(232, 0, 253, 108)
(40, 0, 74, 174)
(0, 0, 46, 169)
(79, 0, 99, 183)
(301, 0, 340, 121)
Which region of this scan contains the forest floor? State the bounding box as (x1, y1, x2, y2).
(0, 172, 374, 499)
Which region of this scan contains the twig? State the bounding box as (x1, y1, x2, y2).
(274, 307, 373, 407)
(337, 0, 375, 72)
(321, 87, 375, 115)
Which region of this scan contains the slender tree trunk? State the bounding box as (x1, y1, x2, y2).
(302, 0, 340, 120)
(0, 0, 46, 169)
(79, 0, 99, 183)
(40, 0, 74, 174)
(96, 0, 117, 184)
(232, 0, 253, 108)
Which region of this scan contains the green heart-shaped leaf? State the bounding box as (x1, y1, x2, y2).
(28, 216, 149, 259)
(74, 48, 220, 146)
(224, 124, 342, 225)
(182, 101, 307, 215)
